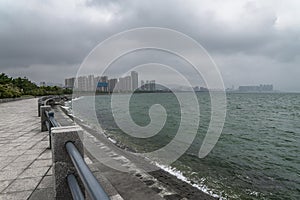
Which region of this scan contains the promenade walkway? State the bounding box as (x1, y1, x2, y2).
(0, 98, 216, 200)
(0, 98, 161, 200)
(0, 98, 52, 199)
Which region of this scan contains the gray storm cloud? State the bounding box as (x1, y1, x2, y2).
(0, 0, 299, 91)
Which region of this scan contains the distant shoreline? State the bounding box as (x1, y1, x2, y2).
(70, 90, 299, 98)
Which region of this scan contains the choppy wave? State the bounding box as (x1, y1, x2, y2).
(66, 93, 300, 199)
(154, 162, 223, 199)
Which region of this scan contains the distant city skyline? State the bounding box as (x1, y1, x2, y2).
(66, 72, 275, 93)
(67, 71, 157, 93)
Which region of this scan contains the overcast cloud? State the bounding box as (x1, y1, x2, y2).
(0, 0, 299, 91)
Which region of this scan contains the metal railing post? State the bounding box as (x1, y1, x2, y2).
(66, 142, 110, 200)
(45, 111, 58, 149)
(51, 126, 85, 200)
(40, 105, 51, 131)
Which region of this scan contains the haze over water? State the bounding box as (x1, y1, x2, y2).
(71, 92, 300, 199)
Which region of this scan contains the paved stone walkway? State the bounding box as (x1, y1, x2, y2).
(0, 98, 216, 200)
(0, 98, 52, 200)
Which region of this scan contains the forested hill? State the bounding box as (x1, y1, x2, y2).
(0, 73, 71, 98)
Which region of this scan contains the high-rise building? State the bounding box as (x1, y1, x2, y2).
(131, 71, 138, 91)
(125, 76, 132, 92)
(65, 77, 75, 89)
(108, 78, 118, 92)
(97, 76, 108, 92)
(100, 76, 108, 82)
(141, 80, 145, 91)
(76, 76, 88, 91)
(117, 77, 124, 92)
(117, 76, 132, 92)
(87, 75, 95, 91)
(150, 80, 156, 91)
(146, 80, 149, 91)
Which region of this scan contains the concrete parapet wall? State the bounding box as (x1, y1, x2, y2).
(51, 126, 85, 199)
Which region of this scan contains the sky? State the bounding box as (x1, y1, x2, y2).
(0, 0, 300, 91)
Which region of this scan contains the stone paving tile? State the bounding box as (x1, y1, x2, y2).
(14, 154, 39, 162)
(0, 160, 13, 170)
(46, 167, 53, 176)
(37, 175, 53, 189)
(24, 148, 44, 155)
(0, 169, 24, 181)
(0, 190, 32, 200)
(29, 159, 52, 168)
(30, 135, 46, 141)
(1, 146, 18, 153)
(0, 180, 11, 193)
(11, 140, 28, 144)
(32, 141, 49, 149)
(0, 156, 17, 163)
(3, 177, 41, 193)
(29, 187, 54, 200)
(1, 143, 20, 148)
(19, 167, 49, 179)
(2, 160, 33, 171)
(14, 145, 35, 151)
(37, 150, 51, 160)
(3, 150, 25, 157)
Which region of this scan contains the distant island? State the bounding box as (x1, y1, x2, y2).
(225, 84, 274, 93)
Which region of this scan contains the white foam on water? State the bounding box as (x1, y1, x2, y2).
(61, 106, 69, 110)
(64, 96, 227, 199)
(72, 96, 84, 102)
(108, 137, 117, 144)
(154, 162, 226, 199)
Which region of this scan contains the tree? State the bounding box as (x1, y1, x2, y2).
(0, 73, 12, 84)
(0, 73, 72, 98)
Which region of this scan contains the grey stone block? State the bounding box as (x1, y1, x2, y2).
(40, 105, 51, 132)
(38, 101, 41, 117)
(51, 126, 83, 163)
(51, 126, 85, 199)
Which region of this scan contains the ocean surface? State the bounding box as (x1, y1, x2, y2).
(69, 93, 300, 199)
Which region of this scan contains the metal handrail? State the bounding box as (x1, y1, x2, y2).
(41, 97, 108, 200)
(45, 110, 59, 149)
(44, 97, 55, 106)
(67, 174, 85, 200)
(66, 142, 110, 200)
(45, 111, 60, 127)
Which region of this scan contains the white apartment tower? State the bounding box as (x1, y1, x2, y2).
(131, 71, 138, 91)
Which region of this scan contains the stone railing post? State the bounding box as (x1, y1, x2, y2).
(40, 105, 51, 131)
(51, 126, 85, 200)
(38, 99, 43, 117)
